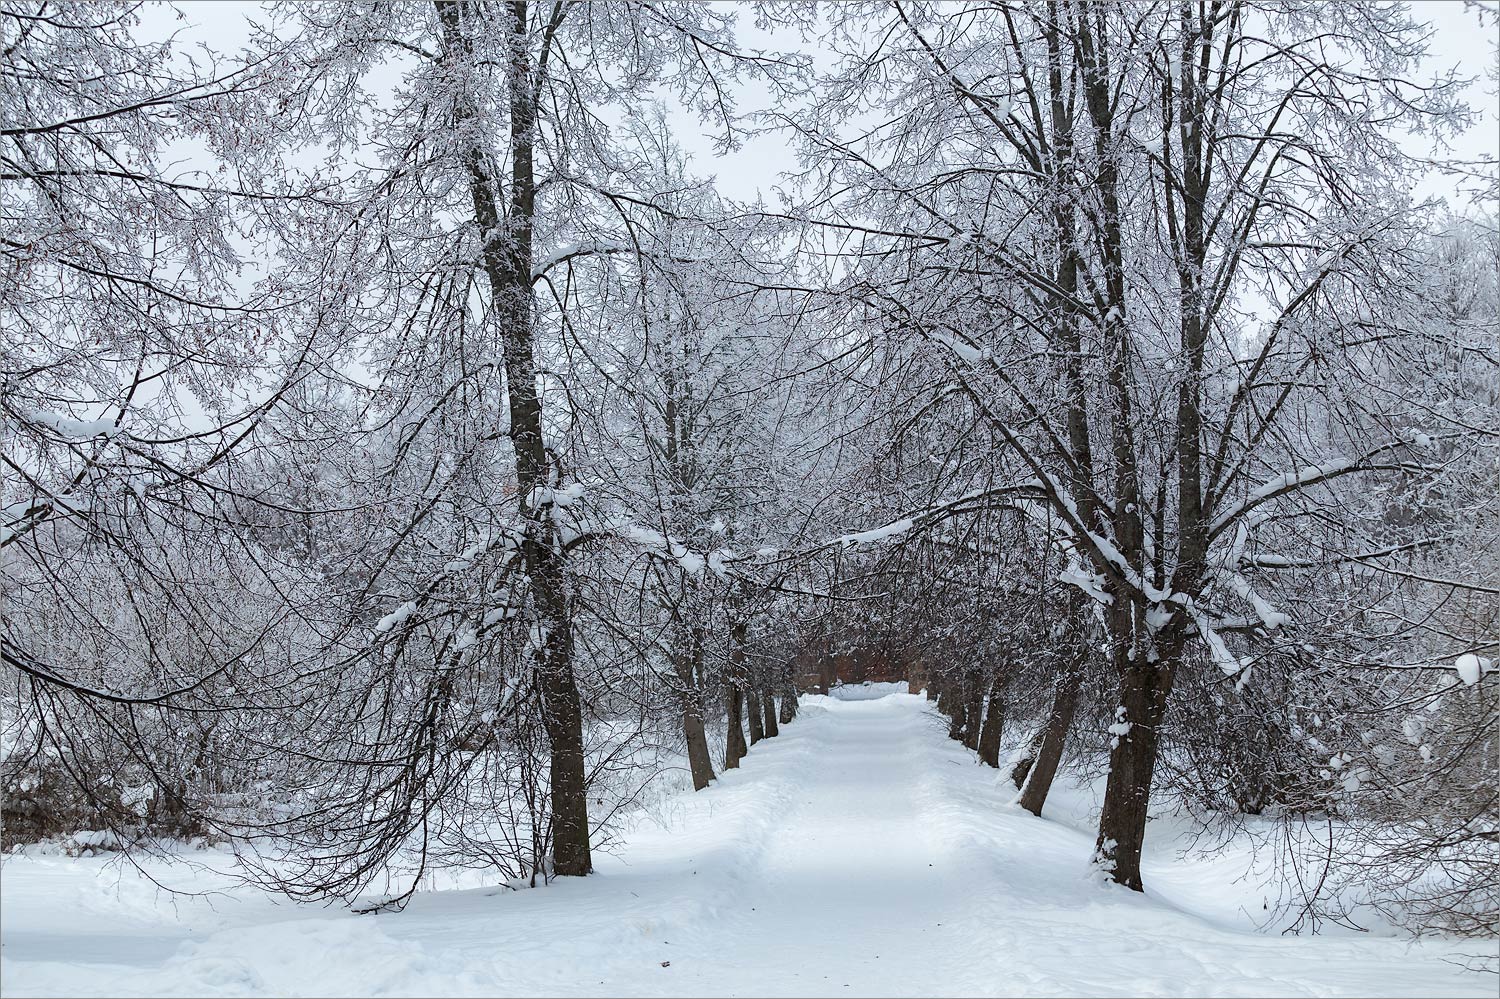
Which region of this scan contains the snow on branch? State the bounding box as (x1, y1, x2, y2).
(24, 408, 125, 440)
(530, 242, 703, 281)
(373, 601, 417, 634)
(1242, 536, 1452, 570)
(838, 517, 915, 547)
(622, 524, 711, 575)
(1222, 570, 1291, 632)
(1210, 439, 1440, 539)
(1184, 599, 1253, 686)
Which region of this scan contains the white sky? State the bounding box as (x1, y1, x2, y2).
(152, 0, 1499, 207)
(672, 0, 1500, 207)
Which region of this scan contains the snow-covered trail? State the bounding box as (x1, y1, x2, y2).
(1, 691, 1491, 997)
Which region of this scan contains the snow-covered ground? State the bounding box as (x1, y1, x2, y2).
(1, 689, 1491, 997)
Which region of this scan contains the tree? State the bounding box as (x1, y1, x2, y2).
(792, 0, 1477, 891)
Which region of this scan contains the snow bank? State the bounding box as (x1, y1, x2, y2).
(2, 695, 1491, 998)
(824, 681, 908, 701)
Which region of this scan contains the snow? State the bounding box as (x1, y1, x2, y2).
(1454, 653, 1483, 686)
(479, 606, 517, 628)
(932, 333, 987, 364)
(1210, 457, 1353, 535)
(27, 409, 122, 440)
(1401, 715, 1426, 745)
(1059, 562, 1113, 605)
(373, 601, 417, 633)
(0, 499, 42, 546)
(1311, 248, 1339, 271)
(837, 517, 914, 547)
(1188, 601, 1249, 680)
(622, 525, 708, 575)
(1225, 572, 1291, 632)
(2, 693, 1491, 998)
(529, 241, 617, 279)
(1136, 132, 1164, 155)
(530, 483, 586, 509)
(826, 680, 908, 701)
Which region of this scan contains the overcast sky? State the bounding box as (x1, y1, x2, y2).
(674, 0, 1500, 206)
(155, 0, 1499, 207)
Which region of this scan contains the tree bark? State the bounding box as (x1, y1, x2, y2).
(1017, 666, 1081, 815)
(977, 679, 1005, 768)
(935, 676, 958, 734)
(962, 670, 985, 751)
(724, 683, 746, 769)
(678, 628, 715, 791)
(1010, 741, 1039, 790)
(681, 694, 714, 790)
(435, 0, 590, 876)
(746, 685, 764, 745)
(778, 675, 798, 724)
(1092, 653, 1174, 890)
(761, 686, 779, 738)
(945, 689, 966, 743)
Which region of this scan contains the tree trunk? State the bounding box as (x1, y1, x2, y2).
(746, 686, 764, 745)
(1010, 740, 1039, 789)
(1017, 667, 1081, 815)
(778, 676, 798, 724)
(682, 695, 715, 790)
(436, 0, 589, 876)
(761, 686, 779, 738)
(534, 565, 590, 876)
(962, 671, 985, 751)
(947, 699, 966, 742)
(1093, 655, 1174, 891)
(724, 683, 746, 769)
(935, 676, 958, 732)
(679, 628, 715, 791)
(977, 680, 1005, 768)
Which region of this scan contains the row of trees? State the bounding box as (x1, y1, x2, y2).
(3, 0, 1496, 935)
(788, 0, 1497, 929)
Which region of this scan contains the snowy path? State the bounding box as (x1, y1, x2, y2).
(1, 691, 1490, 997)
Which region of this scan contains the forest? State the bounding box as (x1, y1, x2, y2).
(2, 1, 1497, 995)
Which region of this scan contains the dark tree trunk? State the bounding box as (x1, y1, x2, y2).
(436, 0, 589, 876)
(679, 628, 715, 791)
(682, 696, 714, 790)
(1017, 666, 1082, 815)
(761, 687, 779, 738)
(778, 677, 798, 724)
(947, 698, 966, 742)
(962, 672, 985, 751)
(746, 686, 765, 745)
(726, 620, 749, 766)
(935, 676, 958, 733)
(1010, 744, 1038, 789)
(724, 683, 746, 769)
(1093, 654, 1174, 890)
(977, 680, 1005, 768)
